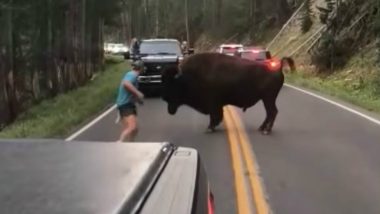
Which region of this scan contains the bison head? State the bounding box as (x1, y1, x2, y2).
(162, 65, 184, 115)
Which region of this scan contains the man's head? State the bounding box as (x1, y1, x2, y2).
(131, 60, 144, 72)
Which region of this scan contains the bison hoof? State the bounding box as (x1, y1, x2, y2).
(261, 130, 271, 135)
(206, 127, 216, 133)
(168, 105, 178, 115)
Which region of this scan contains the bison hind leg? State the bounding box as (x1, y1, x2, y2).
(207, 107, 223, 133)
(260, 97, 279, 135)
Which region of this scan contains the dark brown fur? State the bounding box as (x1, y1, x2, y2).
(161, 53, 296, 134)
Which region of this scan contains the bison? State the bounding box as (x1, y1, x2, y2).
(161, 53, 295, 134)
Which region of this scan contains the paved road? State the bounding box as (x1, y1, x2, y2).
(71, 85, 380, 214)
(238, 86, 380, 214)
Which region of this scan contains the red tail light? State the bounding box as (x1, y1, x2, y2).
(208, 189, 215, 214)
(265, 58, 281, 72)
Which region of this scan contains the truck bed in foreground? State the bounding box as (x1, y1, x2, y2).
(0, 140, 213, 214)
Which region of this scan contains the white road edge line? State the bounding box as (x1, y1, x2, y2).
(65, 105, 117, 141)
(285, 83, 380, 126)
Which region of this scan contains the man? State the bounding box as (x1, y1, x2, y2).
(131, 37, 140, 55)
(181, 41, 188, 53)
(116, 60, 144, 142)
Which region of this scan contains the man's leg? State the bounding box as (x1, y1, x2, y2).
(118, 114, 138, 142)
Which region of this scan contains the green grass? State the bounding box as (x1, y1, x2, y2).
(286, 70, 380, 114)
(0, 57, 128, 139)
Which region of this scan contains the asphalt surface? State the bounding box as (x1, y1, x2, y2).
(72, 86, 380, 214)
(237, 86, 380, 214)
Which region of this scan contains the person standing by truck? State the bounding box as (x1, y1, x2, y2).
(130, 37, 140, 56)
(181, 41, 188, 53)
(116, 60, 145, 142)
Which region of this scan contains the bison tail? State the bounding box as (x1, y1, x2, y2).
(281, 57, 296, 72)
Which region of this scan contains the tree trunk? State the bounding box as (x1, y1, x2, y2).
(5, 0, 18, 122)
(121, 12, 130, 42)
(99, 18, 105, 70)
(47, 0, 59, 96)
(155, 0, 160, 36)
(250, 0, 256, 25)
(185, 0, 190, 45)
(216, 0, 222, 25)
(144, 0, 150, 37)
(66, 0, 79, 89)
(278, 0, 292, 24)
(0, 52, 11, 127)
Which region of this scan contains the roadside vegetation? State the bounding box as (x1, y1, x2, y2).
(0, 57, 127, 139)
(285, 17, 380, 114)
(286, 69, 380, 113)
(268, 0, 380, 113)
(0, 0, 122, 129)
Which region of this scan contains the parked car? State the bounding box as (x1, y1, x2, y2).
(217, 44, 244, 56)
(104, 43, 114, 54)
(0, 140, 214, 214)
(238, 46, 271, 61)
(238, 47, 282, 71)
(104, 43, 129, 55)
(112, 43, 129, 55)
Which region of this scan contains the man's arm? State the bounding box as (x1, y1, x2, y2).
(123, 81, 144, 100)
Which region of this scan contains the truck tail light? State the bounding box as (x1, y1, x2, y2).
(208, 187, 215, 214)
(265, 58, 281, 72)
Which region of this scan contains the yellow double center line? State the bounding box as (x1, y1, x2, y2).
(224, 106, 271, 214)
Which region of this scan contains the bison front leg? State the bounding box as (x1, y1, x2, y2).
(260, 97, 278, 135)
(207, 107, 223, 132)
